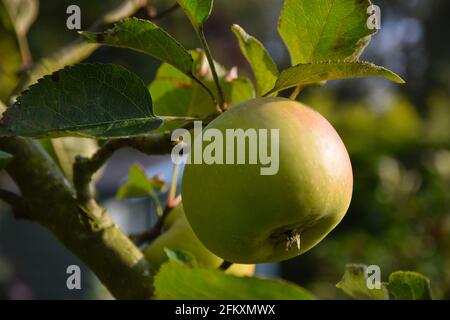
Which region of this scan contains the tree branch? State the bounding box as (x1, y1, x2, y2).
(73, 111, 220, 208)
(0, 139, 155, 300)
(73, 133, 176, 208)
(0, 0, 188, 300)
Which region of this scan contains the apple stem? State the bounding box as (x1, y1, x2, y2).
(286, 232, 301, 251)
(289, 85, 304, 100)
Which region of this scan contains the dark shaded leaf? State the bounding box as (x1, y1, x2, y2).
(0, 64, 162, 138)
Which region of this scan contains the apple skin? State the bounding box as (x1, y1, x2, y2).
(143, 205, 255, 276)
(181, 97, 353, 264)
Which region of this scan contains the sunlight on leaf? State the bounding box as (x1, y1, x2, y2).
(155, 261, 316, 300)
(231, 24, 278, 97)
(268, 61, 404, 95)
(279, 0, 375, 65)
(0, 64, 162, 138)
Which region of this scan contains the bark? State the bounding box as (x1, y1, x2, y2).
(0, 137, 154, 299)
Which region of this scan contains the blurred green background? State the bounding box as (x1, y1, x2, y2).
(0, 0, 449, 299)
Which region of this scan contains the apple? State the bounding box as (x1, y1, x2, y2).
(143, 205, 255, 276)
(181, 97, 353, 264)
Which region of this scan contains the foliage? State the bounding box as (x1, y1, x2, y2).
(0, 0, 447, 300)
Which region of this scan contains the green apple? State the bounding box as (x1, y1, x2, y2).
(181, 97, 353, 264)
(143, 205, 255, 276)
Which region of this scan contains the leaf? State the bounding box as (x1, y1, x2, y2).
(22, 41, 100, 90)
(81, 18, 194, 76)
(387, 271, 433, 300)
(278, 0, 375, 65)
(231, 24, 278, 96)
(0, 63, 163, 138)
(336, 264, 389, 300)
(164, 248, 198, 268)
(0, 150, 13, 169)
(154, 261, 316, 300)
(0, 3, 22, 100)
(268, 61, 405, 95)
(20, 0, 149, 90)
(116, 164, 167, 200)
(176, 0, 213, 29)
(149, 51, 255, 132)
(222, 77, 255, 107)
(2, 0, 38, 36)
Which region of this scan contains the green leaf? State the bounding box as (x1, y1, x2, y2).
(176, 0, 213, 29)
(222, 77, 255, 107)
(231, 24, 278, 96)
(279, 0, 375, 65)
(154, 261, 315, 300)
(81, 18, 194, 76)
(0, 150, 13, 169)
(336, 264, 389, 300)
(268, 61, 405, 95)
(20, 0, 149, 90)
(149, 51, 255, 132)
(2, 0, 38, 37)
(116, 164, 167, 200)
(387, 271, 433, 300)
(0, 63, 163, 138)
(0, 3, 22, 100)
(22, 41, 100, 91)
(164, 248, 198, 268)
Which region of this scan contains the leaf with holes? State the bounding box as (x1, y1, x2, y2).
(0, 63, 163, 138)
(279, 0, 375, 65)
(267, 61, 404, 95)
(231, 24, 278, 96)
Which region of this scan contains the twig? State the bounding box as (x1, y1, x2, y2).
(73, 133, 175, 206)
(289, 85, 303, 100)
(197, 27, 226, 111)
(191, 74, 219, 108)
(168, 163, 180, 206)
(129, 201, 174, 246)
(0, 137, 154, 299)
(17, 34, 33, 69)
(0, 189, 28, 219)
(73, 110, 220, 207)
